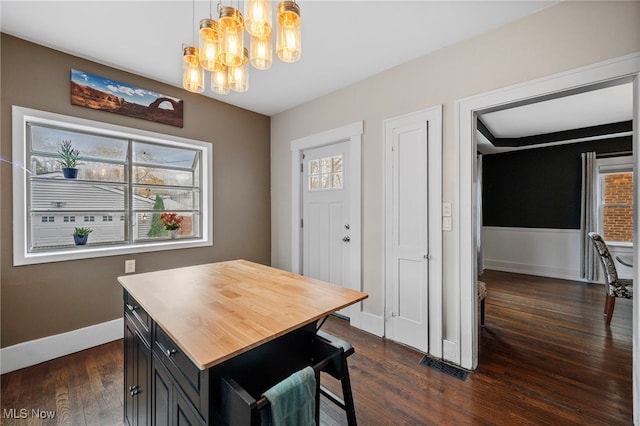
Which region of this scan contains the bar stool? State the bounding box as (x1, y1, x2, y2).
(315, 330, 357, 426)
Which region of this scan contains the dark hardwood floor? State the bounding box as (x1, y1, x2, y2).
(1, 270, 633, 425)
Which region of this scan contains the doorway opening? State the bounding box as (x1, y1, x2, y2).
(457, 53, 639, 422)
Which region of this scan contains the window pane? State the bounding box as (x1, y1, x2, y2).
(30, 124, 128, 161)
(321, 158, 332, 174)
(309, 160, 320, 176)
(133, 166, 194, 187)
(309, 175, 320, 190)
(132, 188, 199, 210)
(332, 155, 343, 172)
(602, 172, 633, 243)
(133, 142, 197, 169)
(135, 212, 197, 241)
(603, 205, 633, 242)
(332, 173, 343, 189)
(31, 180, 126, 210)
(30, 211, 126, 249)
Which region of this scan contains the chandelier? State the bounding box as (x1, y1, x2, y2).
(182, 0, 302, 94)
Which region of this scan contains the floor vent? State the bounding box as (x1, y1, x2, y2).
(419, 356, 469, 381)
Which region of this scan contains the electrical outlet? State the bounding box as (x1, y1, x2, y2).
(125, 259, 136, 274)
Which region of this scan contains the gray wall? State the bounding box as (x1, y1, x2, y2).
(1, 34, 271, 348)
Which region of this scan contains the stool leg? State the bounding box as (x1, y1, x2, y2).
(340, 357, 357, 426)
(315, 371, 321, 426)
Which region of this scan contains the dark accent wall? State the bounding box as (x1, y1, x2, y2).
(482, 137, 632, 229)
(1, 34, 271, 347)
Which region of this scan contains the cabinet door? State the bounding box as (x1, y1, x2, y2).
(124, 318, 137, 426)
(135, 335, 151, 426)
(153, 353, 172, 426)
(175, 390, 205, 426)
(153, 353, 205, 426)
(125, 315, 151, 426)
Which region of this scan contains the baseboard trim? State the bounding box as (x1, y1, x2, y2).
(484, 259, 581, 282)
(0, 318, 124, 374)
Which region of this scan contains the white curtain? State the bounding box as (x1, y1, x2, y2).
(580, 152, 597, 281)
(477, 154, 484, 275)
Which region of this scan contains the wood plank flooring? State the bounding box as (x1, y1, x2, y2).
(1, 270, 633, 425)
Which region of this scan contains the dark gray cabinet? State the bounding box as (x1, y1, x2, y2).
(124, 290, 207, 425)
(124, 312, 151, 426)
(152, 353, 205, 425)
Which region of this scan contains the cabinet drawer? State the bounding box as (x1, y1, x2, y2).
(124, 291, 152, 345)
(153, 323, 208, 416)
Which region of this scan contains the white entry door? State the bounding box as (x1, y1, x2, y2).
(385, 116, 430, 352)
(302, 141, 351, 315)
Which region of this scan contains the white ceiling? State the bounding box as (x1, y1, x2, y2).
(477, 82, 634, 154)
(1, 0, 557, 116)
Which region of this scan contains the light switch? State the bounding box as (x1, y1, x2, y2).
(443, 217, 452, 231)
(442, 202, 452, 217)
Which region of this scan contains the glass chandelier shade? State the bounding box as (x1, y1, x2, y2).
(229, 48, 249, 92)
(276, 1, 301, 63)
(182, 1, 301, 95)
(250, 34, 272, 70)
(244, 0, 272, 38)
(218, 6, 245, 68)
(211, 62, 230, 95)
(198, 19, 219, 71)
(182, 46, 205, 93)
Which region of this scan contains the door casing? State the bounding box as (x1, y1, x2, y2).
(290, 121, 363, 322)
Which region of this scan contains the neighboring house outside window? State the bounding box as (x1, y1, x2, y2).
(12, 106, 212, 266)
(596, 156, 633, 245)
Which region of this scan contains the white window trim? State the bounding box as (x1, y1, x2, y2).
(596, 155, 634, 247)
(12, 106, 213, 266)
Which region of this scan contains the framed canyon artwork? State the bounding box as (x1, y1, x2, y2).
(71, 69, 184, 128)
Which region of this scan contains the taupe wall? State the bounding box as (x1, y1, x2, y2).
(271, 1, 640, 339)
(0, 34, 271, 348)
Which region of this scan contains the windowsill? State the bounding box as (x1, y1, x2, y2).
(606, 241, 633, 249)
(15, 238, 212, 266)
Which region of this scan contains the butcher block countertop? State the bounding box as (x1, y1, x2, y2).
(118, 259, 368, 370)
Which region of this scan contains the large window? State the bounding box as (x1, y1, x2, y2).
(13, 106, 212, 265)
(597, 156, 633, 244)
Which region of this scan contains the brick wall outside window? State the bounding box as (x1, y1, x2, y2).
(602, 172, 633, 242)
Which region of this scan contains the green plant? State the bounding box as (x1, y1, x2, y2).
(73, 227, 93, 236)
(57, 140, 80, 169)
(147, 195, 166, 237)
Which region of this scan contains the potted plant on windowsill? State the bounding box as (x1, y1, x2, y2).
(160, 212, 183, 239)
(58, 139, 80, 179)
(73, 227, 93, 245)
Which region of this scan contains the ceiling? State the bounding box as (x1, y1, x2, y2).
(477, 82, 634, 154)
(1, 0, 557, 116)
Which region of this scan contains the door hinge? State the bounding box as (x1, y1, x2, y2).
(300, 163, 304, 172)
(301, 218, 303, 228)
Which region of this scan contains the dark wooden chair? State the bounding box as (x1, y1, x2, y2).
(588, 232, 633, 325)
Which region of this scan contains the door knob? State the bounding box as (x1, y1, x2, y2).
(342, 236, 350, 242)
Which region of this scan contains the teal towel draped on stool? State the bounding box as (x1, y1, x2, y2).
(260, 366, 316, 426)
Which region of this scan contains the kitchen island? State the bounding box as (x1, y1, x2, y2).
(118, 259, 368, 425)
